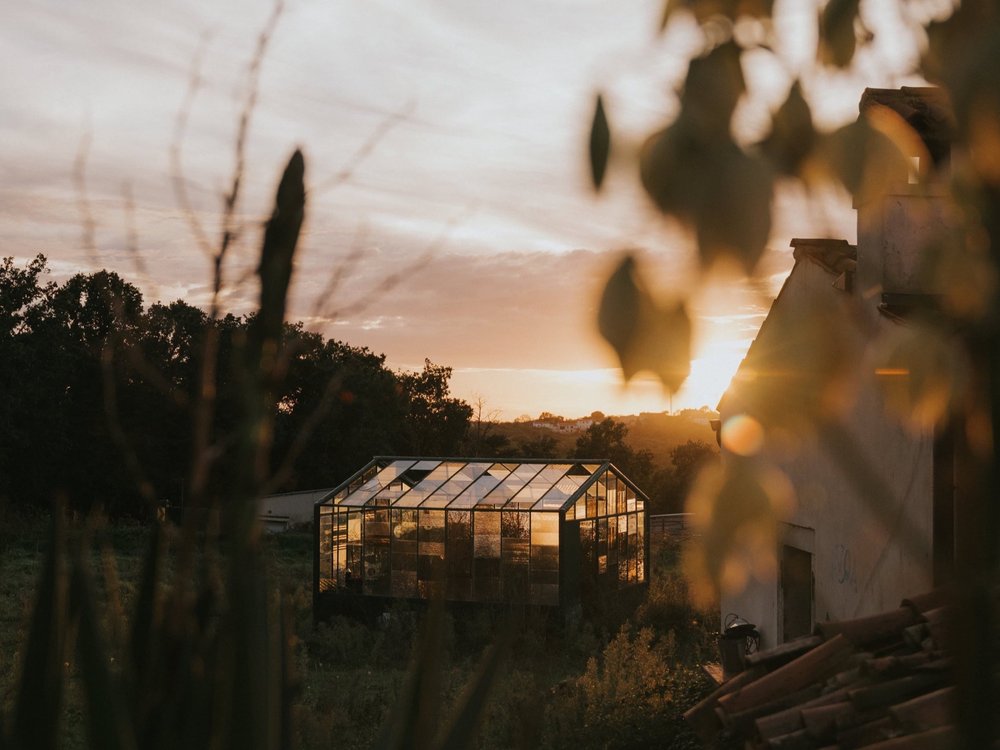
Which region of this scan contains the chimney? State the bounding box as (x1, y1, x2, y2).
(854, 87, 956, 309)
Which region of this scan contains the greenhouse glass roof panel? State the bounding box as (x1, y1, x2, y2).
(393, 461, 466, 507)
(324, 459, 616, 510)
(474, 463, 544, 507)
(504, 463, 572, 509)
(422, 462, 492, 508)
(337, 459, 416, 506)
(533, 473, 588, 510)
(448, 463, 515, 509)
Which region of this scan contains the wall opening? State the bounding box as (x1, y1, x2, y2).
(780, 545, 813, 642)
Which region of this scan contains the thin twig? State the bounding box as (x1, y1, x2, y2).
(121, 181, 157, 299)
(317, 203, 475, 323)
(309, 100, 416, 197)
(73, 128, 98, 264)
(213, 0, 286, 319)
(170, 32, 215, 260)
(188, 1, 285, 506)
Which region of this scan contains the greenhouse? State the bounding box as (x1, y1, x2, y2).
(314, 457, 649, 619)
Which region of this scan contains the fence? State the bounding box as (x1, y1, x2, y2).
(649, 513, 693, 546)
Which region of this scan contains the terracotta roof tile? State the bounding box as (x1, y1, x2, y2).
(685, 592, 970, 749)
(815, 607, 921, 648)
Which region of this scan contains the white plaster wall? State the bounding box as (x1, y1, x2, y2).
(782, 357, 934, 623)
(857, 183, 952, 304)
(720, 574, 777, 646)
(259, 488, 333, 525)
(719, 259, 935, 648)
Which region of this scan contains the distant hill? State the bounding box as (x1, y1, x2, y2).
(495, 407, 717, 468)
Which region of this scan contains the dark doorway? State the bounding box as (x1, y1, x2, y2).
(780, 545, 813, 642)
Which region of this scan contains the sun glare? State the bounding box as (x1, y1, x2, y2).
(449, 331, 752, 420)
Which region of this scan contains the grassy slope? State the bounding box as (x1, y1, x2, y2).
(497, 409, 718, 467)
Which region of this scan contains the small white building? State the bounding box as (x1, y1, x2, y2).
(259, 487, 333, 532)
(717, 87, 965, 648)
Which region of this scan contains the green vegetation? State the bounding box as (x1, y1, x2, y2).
(0, 511, 716, 749)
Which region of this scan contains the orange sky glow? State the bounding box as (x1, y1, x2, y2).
(2, 1, 928, 419)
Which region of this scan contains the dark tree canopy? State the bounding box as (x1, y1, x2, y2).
(573, 417, 654, 488)
(0, 255, 474, 515)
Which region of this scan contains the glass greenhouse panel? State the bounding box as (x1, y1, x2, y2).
(391, 509, 418, 598)
(506, 464, 570, 509)
(534, 474, 586, 510)
(424, 464, 490, 508)
(315, 458, 649, 616)
(318, 509, 333, 591)
(478, 463, 543, 506)
(448, 473, 502, 509)
(530, 512, 559, 606)
(418, 510, 446, 598)
(474, 511, 501, 601)
(446, 510, 473, 600)
(501, 510, 530, 600)
(597, 472, 608, 517)
(394, 462, 463, 507)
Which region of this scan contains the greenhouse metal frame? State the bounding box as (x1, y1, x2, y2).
(314, 457, 649, 617)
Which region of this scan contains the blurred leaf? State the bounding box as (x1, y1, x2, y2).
(694, 148, 773, 272)
(278, 597, 299, 750)
(661, 0, 773, 27)
(640, 43, 774, 273)
(374, 604, 446, 750)
(597, 255, 691, 392)
(920, 16, 955, 86)
(437, 630, 510, 750)
(817, 0, 860, 68)
(968, 95, 1000, 187)
(227, 551, 274, 750)
(761, 81, 816, 178)
(71, 548, 137, 750)
(922, 223, 998, 320)
(684, 459, 794, 604)
(589, 94, 611, 191)
(127, 522, 164, 734)
(819, 115, 912, 207)
(12, 511, 67, 750)
(248, 147, 307, 393)
(682, 42, 745, 137)
(640, 114, 773, 273)
(640, 118, 708, 222)
(872, 321, 971, 431)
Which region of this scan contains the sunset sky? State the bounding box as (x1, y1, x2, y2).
(2, 1, 924, 419)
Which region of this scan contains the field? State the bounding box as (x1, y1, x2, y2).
(0, 509, 717, 749)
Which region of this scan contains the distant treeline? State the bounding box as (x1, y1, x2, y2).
(0, 255, 477, 515)
(0, 255, 717, 516)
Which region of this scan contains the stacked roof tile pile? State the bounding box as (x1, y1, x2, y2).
(684, 591, 964, 749)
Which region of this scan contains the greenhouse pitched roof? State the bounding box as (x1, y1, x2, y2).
(317, 457, 646, 513)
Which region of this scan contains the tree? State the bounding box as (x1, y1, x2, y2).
(517, 435, 559, 459)
(646, 439, 719, 515)
(668, 439, 718, 492)
(272, 332, 404, 488)
(397, 359, 473, 456)
(0, 255, 56, 503)
(573, 417, 654, 487)
(463, 396, 512, 458)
